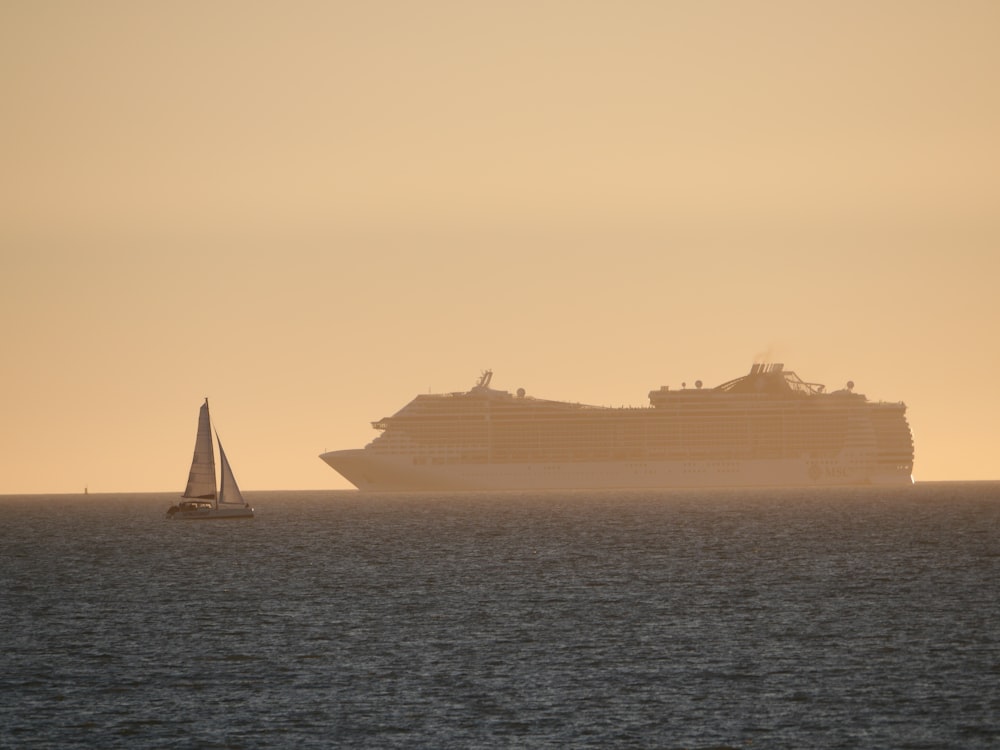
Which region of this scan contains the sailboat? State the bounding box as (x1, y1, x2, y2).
(166, 399, 255, 520)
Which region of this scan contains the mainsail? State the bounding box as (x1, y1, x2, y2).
(182, 398, 217, 499)
(217, 436, 247, 507)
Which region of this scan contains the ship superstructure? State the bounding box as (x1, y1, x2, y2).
(320, 364, 914, 491)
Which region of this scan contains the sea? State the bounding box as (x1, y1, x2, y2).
(1, 482, 999, 749)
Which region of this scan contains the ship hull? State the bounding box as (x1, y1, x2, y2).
(320, 365, 914, 492)
(320, 449, 913, 492)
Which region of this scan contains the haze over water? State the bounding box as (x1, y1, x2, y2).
(3, 483, 999, 748)
(2, 2, 1000, 494)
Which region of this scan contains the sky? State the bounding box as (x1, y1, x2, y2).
(1, 1, 998, 493)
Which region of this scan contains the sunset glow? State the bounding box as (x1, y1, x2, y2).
(2, 1, 998, 492)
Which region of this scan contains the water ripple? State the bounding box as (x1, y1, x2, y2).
(1, 484, 999, 748)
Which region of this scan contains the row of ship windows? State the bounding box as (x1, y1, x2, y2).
(394, 407, 905, 420)
(377, 426, 893, 438)
(390, 413, 870, 425)
(401, 449, 915, 462)
(408, 454, 913, 466)
(374, 434, 911, 449)
(382, 417, 907, 430)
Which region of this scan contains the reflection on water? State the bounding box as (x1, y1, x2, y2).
(2, 483, 999, 748)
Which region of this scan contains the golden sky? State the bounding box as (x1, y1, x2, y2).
(2, 1, 998, 492)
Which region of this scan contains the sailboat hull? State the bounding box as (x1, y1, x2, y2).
(167, 501, 254, 520)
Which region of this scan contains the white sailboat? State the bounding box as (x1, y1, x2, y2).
(166, 399, 254, 520)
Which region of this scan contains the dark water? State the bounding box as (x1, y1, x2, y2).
(2, 483, 999, 749)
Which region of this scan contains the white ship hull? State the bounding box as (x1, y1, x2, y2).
(320, 449, 913, 492)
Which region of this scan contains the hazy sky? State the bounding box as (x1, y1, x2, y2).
(2, 1, 998, 493)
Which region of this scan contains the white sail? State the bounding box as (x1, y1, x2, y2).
(217, 435, 247, 507)
(182, 399, 217, 499)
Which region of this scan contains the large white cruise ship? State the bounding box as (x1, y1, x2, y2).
(320, 364, 915, 491)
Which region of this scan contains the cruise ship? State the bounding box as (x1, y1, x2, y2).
(320, 364, 914, 491)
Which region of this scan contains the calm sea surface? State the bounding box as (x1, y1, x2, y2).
(2, 483, 999, 749)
